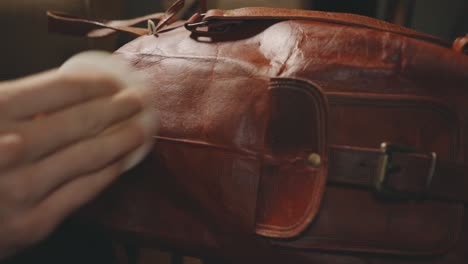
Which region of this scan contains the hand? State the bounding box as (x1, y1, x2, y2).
(0, 51, 158, 259)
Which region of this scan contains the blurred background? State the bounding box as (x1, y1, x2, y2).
(1, 1, 467, 264)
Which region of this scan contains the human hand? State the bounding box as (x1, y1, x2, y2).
(0, 51, 158, 259)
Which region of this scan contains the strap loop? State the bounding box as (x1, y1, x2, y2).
(374, 142, 436, 200)
(47, 0, 206, 38)
(328, 144, 468, 203)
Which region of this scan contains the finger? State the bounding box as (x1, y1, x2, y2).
(26, 118, 148, 203)
(18, 90, 143, 163)
(9, 161, 123, 251)
(41, 161, 123, 227)
(0, 134, 24, 170)
(0, 70, 123, 120)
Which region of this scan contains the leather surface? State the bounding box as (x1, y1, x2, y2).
(65, 8, 468, 264)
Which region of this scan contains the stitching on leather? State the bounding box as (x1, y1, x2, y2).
(255, 78, 328, 237)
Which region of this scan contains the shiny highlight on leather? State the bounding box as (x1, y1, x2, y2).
(48, 4, 468, 263)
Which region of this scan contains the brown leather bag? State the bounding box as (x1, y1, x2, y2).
(48, 1, 468, 263)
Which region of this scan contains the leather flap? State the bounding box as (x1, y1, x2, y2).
(255, 78, 328, 238)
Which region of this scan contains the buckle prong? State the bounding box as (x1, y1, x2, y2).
(374, 142, 437, 200)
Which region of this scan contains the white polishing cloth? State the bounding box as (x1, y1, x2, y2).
(60, 51, 159, 172)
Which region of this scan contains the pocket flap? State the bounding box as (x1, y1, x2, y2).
(255, 78, 329, 238)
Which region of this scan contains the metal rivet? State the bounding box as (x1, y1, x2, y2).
(307, 153, 321, 167)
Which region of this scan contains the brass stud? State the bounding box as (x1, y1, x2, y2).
(307, 153, 322, 167)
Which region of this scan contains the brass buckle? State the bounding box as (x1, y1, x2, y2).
(374, 142, 437, 200)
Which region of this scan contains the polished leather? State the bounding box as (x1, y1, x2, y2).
(49, 4, 468, 264)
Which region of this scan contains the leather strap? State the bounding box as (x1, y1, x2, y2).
(154, 0, 185, 33)
(49, 3, 450, 48)
(47, 11, 157, 37)
(328, 145, 468, 203)
(149, 0, 207, 33)
(198, 0, 207, 13)
(195, 7, 450, 47)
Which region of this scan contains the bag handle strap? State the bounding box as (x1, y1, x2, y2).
(47, 11, 161, 37)
(186, 7, 450, 47)
(49, 1, 456, 50)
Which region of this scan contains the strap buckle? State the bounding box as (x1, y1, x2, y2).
(374, 142, 437, 200)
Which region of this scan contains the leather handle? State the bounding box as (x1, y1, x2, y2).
(154, 0, 207, 32)
(192, 7, 450, 47)
(47, 11, 158, 37)
(47, 0, 206, 38)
